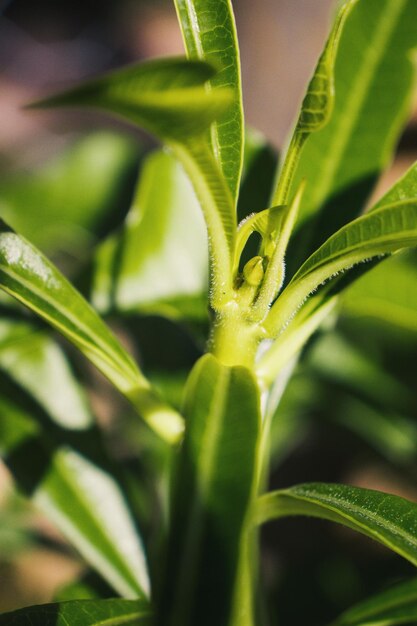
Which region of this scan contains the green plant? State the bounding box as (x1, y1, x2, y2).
(2, 0, 417, 624)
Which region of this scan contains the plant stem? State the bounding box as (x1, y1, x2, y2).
(209, 304, 266, 368)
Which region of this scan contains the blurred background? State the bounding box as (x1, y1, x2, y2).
(1, 1, 417, 624)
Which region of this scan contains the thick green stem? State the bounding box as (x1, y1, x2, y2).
(209, 303, 266, 368)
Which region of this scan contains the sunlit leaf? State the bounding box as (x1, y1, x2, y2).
(272, 0, 356, 206)
(0, 330, 150, 598)
(0, 223, 184, 442)
(0, 318, 91, 430)
(288, 0, 417, 268)
(174, 0, 244, 204)
(31, 56, 236, 308)
(92, 150, 208, 314)
(254, 482, 417, 566)
(265, 200, 417, 335)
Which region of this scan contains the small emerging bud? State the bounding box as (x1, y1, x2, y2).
(243, 256, 264, 287)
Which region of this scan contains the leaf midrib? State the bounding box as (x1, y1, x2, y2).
(274, 488, 417, 562)
(307, 0, 407, 211)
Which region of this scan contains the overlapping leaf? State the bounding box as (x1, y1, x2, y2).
(288, 0, 417, 268)
(0, 322, 150, 599)
(0, 223, 183, 442)
(265, 200, 417, 335)
(31, 56, 236, 307)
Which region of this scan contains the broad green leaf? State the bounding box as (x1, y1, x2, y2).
(92, 150, 208, 314)
(288, 0, 417, 268)
(174, 0, 244, 204)
(333, 576, 417, 625)
(272, 0, 356, 206)
(265, 200, 417, 336)
(0, 132, 138, 257)
(0, 318, 91, 430)
(254, 483, 417, 566)
(0, 224, 184, 442)
(0, 599, 152, 625)
(159, 354, 260, 626)
(342, 251, 417, 332)
(0, 352, 150, 599)
(31, 57, 236, 307)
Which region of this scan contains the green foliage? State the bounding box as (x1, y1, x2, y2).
(0, 600, 151, 625)
(2, 0, 417, 624)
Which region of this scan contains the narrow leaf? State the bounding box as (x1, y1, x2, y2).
(31, 57, 231, 140)
(0, 599, 152, 625)
(272, 0, 356, 206)
(254, 482, 417, 566)
(174, 0, 244, 203)
(159, 354, 260, 626)
(0, 331, 150, 598)
(265, 200, 417, 335)
(0, 223, 184, 442)
(333, 576, 417, 625)
(31, 56, 236, 307)
(288, 0, 417, 267)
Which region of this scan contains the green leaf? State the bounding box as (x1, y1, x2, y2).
(0, 132, 138, 257)
(92, 150, 208, 314)
(0, 599, 152, 625)
(374, 162, 417, 210)
(333, 576, 417, 625)
(272, 0, 356, 206)
(342, 251, 417, 332)
(288, 0, 417, 267)
(0, 223, 184, 442)
(174, 0, 244, 204)
(265, 200, 417, 335)
(253, 482, 417, 566)
(31, 57, 236, 307)
(31, 57, 231, 141)
(34, 448, 151, 599)
(0, 332, 150, 598)
(0, 318, 91, 430)
(159, 354, 260, 626)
